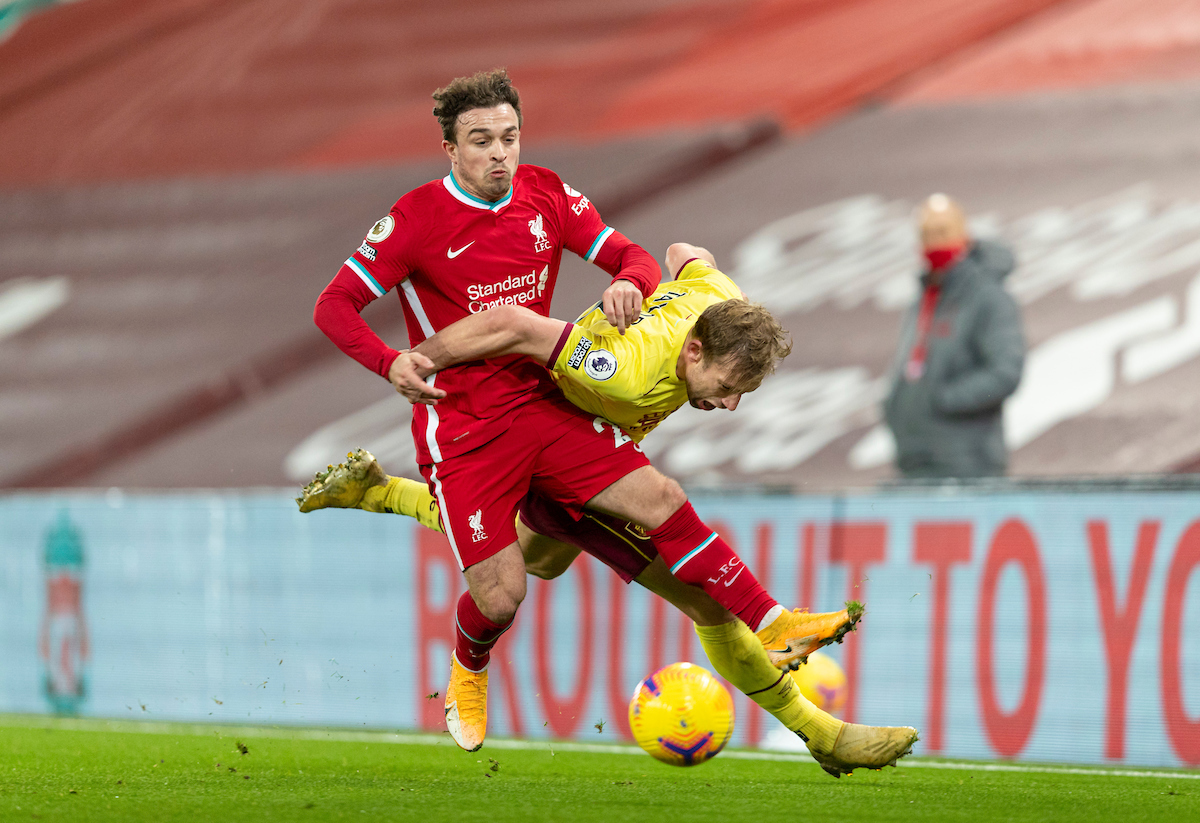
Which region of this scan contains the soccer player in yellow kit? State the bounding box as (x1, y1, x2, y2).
(551, 258, 749, 437)
(301, 243, 918, 776)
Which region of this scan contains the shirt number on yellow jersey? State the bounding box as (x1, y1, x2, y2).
(629, 290, 686, 327)
(593, 417, 640, 451)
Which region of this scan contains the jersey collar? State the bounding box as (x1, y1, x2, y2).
(443, 173, 514, 212)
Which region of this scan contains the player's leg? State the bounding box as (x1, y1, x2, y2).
(422, 435, 540, 754)
(584, 465, 778, 620)
(627, 555, 847, 748)
(519, 498, 914, 773)
(300, 453, 811, 647)
(442, 539, 525, 753)
(299, 451, 756, 622)
(688, 612, 917, 775)
(525, 408, 784, 635)
(635, 558, 917, 774)
(526, 403, 860, 669)
(297, 449, 443, 531)
(516, 522, 580, 579)
(518, 491, 729, 622)
(300, 448, 860, 670)
(518, 495, 818, 730)
(294, 453, 592, 581)
(302, 449, 911, 771)
(618, 554, 838, 754)
(584, 464, 861, 670)
(295, 453, 585, 581)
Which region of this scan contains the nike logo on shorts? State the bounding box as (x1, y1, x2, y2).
(447, 241, 475, 258)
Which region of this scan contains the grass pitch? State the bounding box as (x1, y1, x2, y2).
(1, 715, 1195, 822)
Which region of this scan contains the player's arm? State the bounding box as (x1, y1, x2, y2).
(559, 180, 660, 334)
(315, 270, 403, 377)
(312, 272, 400, 376)
(389, 306, 569, 405)
(595, 239, 659, 334)
(665, 241, 748, 299)
(315, 212, 412, 378)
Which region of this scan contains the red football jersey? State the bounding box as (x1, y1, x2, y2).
(315, 164, 660, 465)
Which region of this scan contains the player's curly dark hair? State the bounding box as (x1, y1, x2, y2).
(432, 69, 523, 143)
(692, 300, 792, 391)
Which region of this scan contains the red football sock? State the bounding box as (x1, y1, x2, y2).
(648, 503, 778, 630)
(454, 591, 512, 672)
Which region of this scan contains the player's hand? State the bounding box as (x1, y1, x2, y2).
(603, 279, 642, 334)
(388, 350, 446, 405)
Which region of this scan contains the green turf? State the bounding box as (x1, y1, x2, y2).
(0, 716, 1195, 822)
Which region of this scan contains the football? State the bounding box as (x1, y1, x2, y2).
(791, 650, 848, 714)
(628, 662, 734, 766)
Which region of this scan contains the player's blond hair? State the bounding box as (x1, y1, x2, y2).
(692, 300, 792, 391)
(432, 69, 523, 143)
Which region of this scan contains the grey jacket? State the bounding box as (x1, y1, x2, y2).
(883, 240, 1025, 478)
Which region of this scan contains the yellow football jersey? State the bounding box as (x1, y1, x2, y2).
(549, 259, 743, 442)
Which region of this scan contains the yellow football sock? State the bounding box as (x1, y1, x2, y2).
(360, 476, 443, 533)
(695, 620, 843, 753)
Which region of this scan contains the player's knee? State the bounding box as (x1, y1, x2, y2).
(663, 477, 688, 510)
(472, 576, 526, 625)
(649, 474, 689, 526)
(481, 587, 524, 625)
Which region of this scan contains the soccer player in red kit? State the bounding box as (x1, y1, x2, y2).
(313, 69, 856, 753)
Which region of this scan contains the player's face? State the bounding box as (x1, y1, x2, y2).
(443, 104, 521, 202)
(685, 356, 746, 412)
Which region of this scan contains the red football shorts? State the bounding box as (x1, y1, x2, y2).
(518, 490, 657, 583)
(420, 395, 650, 570)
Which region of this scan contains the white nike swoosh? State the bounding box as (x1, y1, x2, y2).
(723, 566, 746, 587)
(445, 701, 463, 742)
(447, 241, 475, 258)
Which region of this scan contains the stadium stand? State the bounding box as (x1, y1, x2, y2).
(0, 0, 1064, 185)
(895, 0, 1200, 103)
(7, 0, 1200, 488)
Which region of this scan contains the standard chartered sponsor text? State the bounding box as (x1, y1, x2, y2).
(467, 270, 543, 313)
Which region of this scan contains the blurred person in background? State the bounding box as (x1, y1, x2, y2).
(882, 194, 1025, 479)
